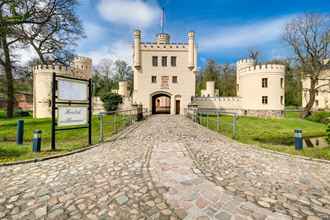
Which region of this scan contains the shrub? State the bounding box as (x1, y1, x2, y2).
(101, 93, 123, 112)
(306, 111, 330, 124)
(327, 124, 330, 145)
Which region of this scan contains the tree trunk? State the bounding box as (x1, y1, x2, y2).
(303, 78, 317, 118)
(1, 33, 14, 118)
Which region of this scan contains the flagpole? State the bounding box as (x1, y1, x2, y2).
(161, 7, 165, 33)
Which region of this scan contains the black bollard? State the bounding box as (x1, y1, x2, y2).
(32, 130, 42, 152)
(294, 129, 303, 150)
(16, 119, 24, 145)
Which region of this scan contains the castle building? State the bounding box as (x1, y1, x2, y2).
(193, 59, 285, 117)
(33, 56, 92, 118)
(302, 68, 330, 110)
(132, 30, 197, 115)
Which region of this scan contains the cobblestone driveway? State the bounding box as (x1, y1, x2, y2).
(0, 115, 330, 220)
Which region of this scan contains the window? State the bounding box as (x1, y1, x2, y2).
(280, 78, 284, 88)
(281, 96, 284, 105)
(161, 76, 169, 89)
(162, 56, 167, 67)
(151, 76, 157, 83)
(171, 56, 177, 67)
(152, 56, 158, 67)
(262, 78, 268, 88)
(315, 100, 319, 107)
(316, 90, 319, 96)
(262, 96, 268, 104)
(172, 76, 178, 83)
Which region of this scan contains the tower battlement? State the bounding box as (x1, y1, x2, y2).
(239, 64, 286, 76)
(236, 58, 255, 65)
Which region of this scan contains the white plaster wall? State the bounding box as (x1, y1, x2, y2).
(239, 65, 285, 111)
(133, 32, 196, 115)
(33, 57, 92, 119)
(302, 70, 330, 109)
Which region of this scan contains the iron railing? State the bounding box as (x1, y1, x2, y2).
(186, 107, 238, 139)
(97, 107, 149, 143)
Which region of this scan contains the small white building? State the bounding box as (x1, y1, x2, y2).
(302, 69, 330, 110)
(132, 30, 197, 115)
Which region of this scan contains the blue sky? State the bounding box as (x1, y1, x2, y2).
(75, 0, 330, 66)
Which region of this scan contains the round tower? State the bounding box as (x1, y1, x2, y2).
(206, 81, 215, 97)
(188, 31, 196, 70)
(32, 65, 71, 118)
(236, 59, 256, 96)
(133, 30, 141, 69)
(118, 81, 129, 97)
(239, 64, 285, 117)
(73, 56, 92, 79)
(156, 33, 170, 44)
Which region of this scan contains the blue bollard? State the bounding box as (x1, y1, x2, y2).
(16, 120, 24, 145)
(294, 129, 303, 150)
(32, 130, 42, 152)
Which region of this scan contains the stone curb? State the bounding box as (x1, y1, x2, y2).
(189, 117, 330, 165)
(0, 122, 141, 167)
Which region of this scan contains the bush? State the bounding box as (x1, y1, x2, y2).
(327, 124, 330, 144)
(101, 93, 123, 112)
(306, 111, 330, 124)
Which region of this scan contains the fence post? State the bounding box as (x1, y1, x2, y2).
(206, 112, 209, 128)
(233, 114, 237, 139)
(216, 112, 219, 131)
(113, 113, 117, 133)
(99, 114, 104, 143)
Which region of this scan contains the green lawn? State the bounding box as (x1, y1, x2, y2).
(0, 114, 132, 163)
(199, 113, 330, 160)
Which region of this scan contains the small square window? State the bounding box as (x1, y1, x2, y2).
(152, 56, 158, 67)
(152, 76, 157, 83)
(262, 78, 268, 88)
(162, 56, 167, 67)
(262, 96, 268, 104)
(172, 76, 178, 83)
(171, 56, 177, 67)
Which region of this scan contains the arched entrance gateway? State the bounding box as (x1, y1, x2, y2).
(151, 92, 171, 114)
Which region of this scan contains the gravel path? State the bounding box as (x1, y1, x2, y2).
(0, 115, 329, 220)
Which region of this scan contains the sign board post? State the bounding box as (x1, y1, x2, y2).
(51, 72, 92, 150)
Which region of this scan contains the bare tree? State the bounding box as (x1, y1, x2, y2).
(18, 0, 84, 64)
(248, 48, 260, 63)
(0, 0, 83, 117)
(283, 13, 330, 117)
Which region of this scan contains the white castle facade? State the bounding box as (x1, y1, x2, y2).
(192, 59, 286, 117)
(32, 29, 286, 118)
(302, 68, 330, 110)
(132, 30, 197, 115)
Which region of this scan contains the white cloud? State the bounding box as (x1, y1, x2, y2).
(98, 0, 161, 28)
(82, 40, 132, 66)
(84, 22, 107, 41)
(199, 16, 294, 52)
(14, 46, 38, 65)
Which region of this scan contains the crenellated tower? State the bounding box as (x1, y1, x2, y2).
(33, 56, 93, 118)
(236, 59, 285, 117)
(236, 59, 256, 96)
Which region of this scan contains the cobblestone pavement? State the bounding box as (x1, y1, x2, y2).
(0, 115, 330, 220)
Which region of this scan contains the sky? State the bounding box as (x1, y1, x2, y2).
(42, 0, 330, 66)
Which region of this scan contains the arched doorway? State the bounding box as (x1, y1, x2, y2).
(152, 93, 171, 114)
